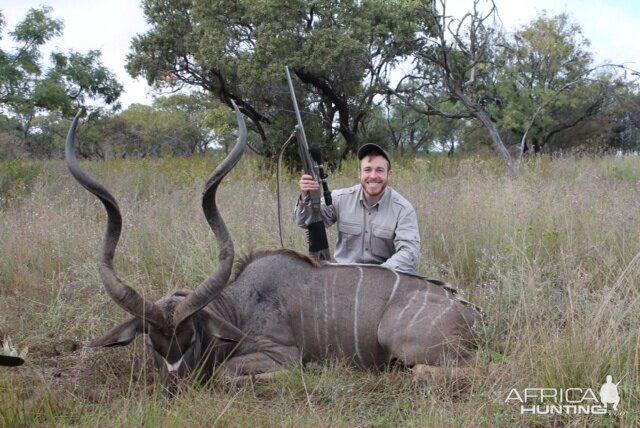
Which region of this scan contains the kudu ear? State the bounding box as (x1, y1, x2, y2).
(199, 313, 245, 343)
(89, 316, 145, 348)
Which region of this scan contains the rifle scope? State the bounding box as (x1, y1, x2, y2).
(309, 146, 332, 206)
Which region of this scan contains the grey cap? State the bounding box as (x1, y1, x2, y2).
(357, 143, 391, 168)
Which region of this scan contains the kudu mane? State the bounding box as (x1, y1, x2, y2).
(233, 249, 321, 279)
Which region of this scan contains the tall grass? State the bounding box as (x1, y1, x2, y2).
(0, 153, 639, 426)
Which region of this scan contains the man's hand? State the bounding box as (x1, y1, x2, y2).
(299, 174, 320, 198)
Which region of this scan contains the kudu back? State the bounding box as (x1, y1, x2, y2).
(65, 104, 481, 395)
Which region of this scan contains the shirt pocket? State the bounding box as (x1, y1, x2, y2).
(371, 223, 395, 258)
(338, 221, 362, 252)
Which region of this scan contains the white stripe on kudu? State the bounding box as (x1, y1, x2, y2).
(385, 270, 401, 308)
(408, 288, 430, 331)
(428, 298, 455, 333)
(397, 290, 420, 321)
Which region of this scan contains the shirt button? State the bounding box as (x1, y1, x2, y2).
(365, 248, 369, 251)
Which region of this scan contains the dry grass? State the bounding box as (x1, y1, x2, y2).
(1, 153, 639, 426)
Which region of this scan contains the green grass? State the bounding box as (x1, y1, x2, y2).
(1, 153, 639, 426)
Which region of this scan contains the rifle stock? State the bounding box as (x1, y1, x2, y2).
(285, 66, 331, 262)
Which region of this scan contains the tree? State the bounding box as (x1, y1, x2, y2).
(112, 103, 197, 157)
(429, 114, 461, 156)
(89, 94, 229, 159)
(375, 0, 517, 175)
(495, 12, 606, 154)
(0, 114, 21, 159)
(126, 0, 418, 162)
(605, 90, 640, 153)
(383, 98, 433, 155)
(376, 2, 640, 174)
(0, 7, 123, 157)
(153, 93, 222, 155)
(0, 7, 63, 106)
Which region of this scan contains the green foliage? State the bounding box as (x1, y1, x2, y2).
(89, 94, 232, 158)
(0, 159, 41, 201)
(46, 50, 123, 110)
(0, 7, 123, 158)
(492, 12, 617, 153)
(127, 0, 421, 161)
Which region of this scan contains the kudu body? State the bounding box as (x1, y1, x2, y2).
(65, 104, 481, 394)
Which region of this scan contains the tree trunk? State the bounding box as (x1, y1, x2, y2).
(455, 89, 516, 176)
(447, 139, 455, 157)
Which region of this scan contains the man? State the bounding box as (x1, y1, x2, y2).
(294, 143, 420, 273)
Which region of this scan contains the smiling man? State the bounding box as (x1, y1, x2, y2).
(294, 143, 420, 273)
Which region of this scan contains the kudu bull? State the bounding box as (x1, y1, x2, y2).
(65, 103, 481, 395)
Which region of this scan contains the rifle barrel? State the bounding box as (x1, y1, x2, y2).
(285, 67, 308, 145)
(285, 66, 316, 179)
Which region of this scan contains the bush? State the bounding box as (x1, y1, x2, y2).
(0, 159, 42, 202)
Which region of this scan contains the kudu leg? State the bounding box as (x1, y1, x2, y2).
(220, 344, 300, 377)
(220, 352, 281, 377)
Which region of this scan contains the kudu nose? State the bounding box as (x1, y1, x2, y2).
(163, 371, 182, 398)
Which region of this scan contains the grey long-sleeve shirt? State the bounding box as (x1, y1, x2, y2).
(294, 184, 420, 273)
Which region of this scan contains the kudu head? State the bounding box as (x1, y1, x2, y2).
(65, 102, 247, 395)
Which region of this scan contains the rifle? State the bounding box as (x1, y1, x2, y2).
(285, 66, 332, 261)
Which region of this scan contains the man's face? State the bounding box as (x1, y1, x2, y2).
(359, 155, 392, 199)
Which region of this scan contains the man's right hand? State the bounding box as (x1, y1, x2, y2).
(299, 174, 320, 198)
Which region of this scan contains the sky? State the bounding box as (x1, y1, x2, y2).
(1, 0, 639, 108)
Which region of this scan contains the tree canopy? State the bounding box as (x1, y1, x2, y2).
(126, 0, 420, 159)
(1, 2, 639, 163)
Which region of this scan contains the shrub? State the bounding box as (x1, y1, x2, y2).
(0, 159, 42, 202)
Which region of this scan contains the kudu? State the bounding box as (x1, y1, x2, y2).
(65, 103, 481, 395)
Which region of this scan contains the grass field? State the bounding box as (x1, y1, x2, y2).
(0, 153, 639, 426)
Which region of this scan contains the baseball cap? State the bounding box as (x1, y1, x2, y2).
(357, 143, 391, 168)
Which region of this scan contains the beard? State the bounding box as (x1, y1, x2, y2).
(362, 180, 387, 198)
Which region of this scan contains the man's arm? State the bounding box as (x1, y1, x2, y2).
(293, 174, 337, 228)
(381, 208, 421, 273)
